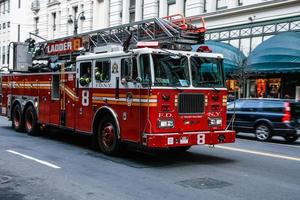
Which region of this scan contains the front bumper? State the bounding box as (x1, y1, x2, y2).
(144, 130, 236, 148)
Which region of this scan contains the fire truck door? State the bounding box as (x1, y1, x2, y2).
(49, 74, 60, 125)
(120, 57, 141, 142)
(76, 62, 93, 133)
(63, 73, 76, 129)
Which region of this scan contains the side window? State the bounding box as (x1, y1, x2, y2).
(52, 74, 60, 100)
(121, 57, 137, 81)
(261, 101, 283, 113)
(95, 60, 110, 82)
(139, 54, 151, 84)
(227, 100, 243, 111)
(79, 62, 92, 86)
(241, 100, 259, 111)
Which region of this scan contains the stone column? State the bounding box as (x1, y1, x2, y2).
(135, 0, 143, 21)
(122, 0, 129, 24)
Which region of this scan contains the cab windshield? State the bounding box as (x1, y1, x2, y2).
(190, 56, 225, 87)
(152, 53, 190, 87)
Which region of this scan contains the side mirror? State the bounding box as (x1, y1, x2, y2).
(121, 78, 127, 85)
(135, 77, 142, 83)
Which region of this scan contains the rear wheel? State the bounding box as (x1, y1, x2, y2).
(255, 123, 272, 142)
(284, 135, 299, 143)
(24, 106, 40, 136)
(97, 116, 122, 156)
(12, 104, 24, 132)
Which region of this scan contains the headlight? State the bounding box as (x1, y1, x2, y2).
(158, 119, 174, 128)
(208, 118, 222, 126)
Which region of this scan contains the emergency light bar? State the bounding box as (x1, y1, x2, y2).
(137, 41, 159, 48)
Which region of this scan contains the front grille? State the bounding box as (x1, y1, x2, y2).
(178, 93, 204, 114)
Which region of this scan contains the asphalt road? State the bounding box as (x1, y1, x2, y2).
(0, 116, 299, 200)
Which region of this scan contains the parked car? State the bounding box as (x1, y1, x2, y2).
(227, 98, 300, 143)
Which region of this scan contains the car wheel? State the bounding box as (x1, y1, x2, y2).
(284, 136, 299, 143)
(24, 106, 40, 136)
(12, 104, 24, 132)
(255, 123, 272, 142)
(97, 116, 122, 156)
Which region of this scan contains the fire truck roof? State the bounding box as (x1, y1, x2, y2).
(76, 48, 224, 62)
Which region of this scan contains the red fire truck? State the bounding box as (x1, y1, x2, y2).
(0, 15, 235, 155)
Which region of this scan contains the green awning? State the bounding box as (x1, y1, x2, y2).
(192, 41, 246, 76)
(247, 32, 300, 74)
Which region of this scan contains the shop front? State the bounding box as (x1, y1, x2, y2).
(246, 31, 300, 100)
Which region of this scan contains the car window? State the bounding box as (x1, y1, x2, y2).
(261, 101, 284, 113)
(241, 100, 261, 112)
(227, 100, 243, 111)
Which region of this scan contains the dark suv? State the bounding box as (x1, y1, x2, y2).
(227, 98, 300, 143)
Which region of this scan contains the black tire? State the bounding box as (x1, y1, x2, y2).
(255, 123, 272, 142)
(169, 146, 191, 153)
(96, 116, 122, 156)
(12, 104, 24, 132)
(284, 135, 299, 143)
(24, 106, 40, 136)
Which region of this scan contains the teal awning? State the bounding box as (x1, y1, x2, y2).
(192, 41, 246, 75)
(247, 32, 300, 74)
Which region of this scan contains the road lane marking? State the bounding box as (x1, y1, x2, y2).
(6, 150, 61, 169)
(215, 146, 300, 162)
(267, 142, 300, 149)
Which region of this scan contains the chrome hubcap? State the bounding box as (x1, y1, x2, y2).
(101, 122, 115, 149)
(26, 112, 33, 131)
(14, 111, 20, 127)
(256, 125, 269, 140)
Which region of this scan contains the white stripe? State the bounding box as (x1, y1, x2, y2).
(215, 145, 300, 162)
(6, 150, 61, 169)
(92, 97, 157, 103)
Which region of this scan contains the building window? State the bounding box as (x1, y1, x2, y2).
(216, 0, 227, 10)
(7, 21, 10, 28)
(167, 0, 176, 16)
(129, 0, 136, 23)
(2, 46, 5, 65)
(157, 0, 160, 17)
(7, 0, 10, 13)
(73, 6, 78, 18)
(3, 2, 5, 14)
(183, 0, 187, 16)
(18, 0, 21, 8)
(238, 0, 243, 6)
(6, 45, 9, 66)
(203, 0, 207, 12)
(52, 12, 56, 31)
(34, 17, 39, 34)
(2, 23, 5, 29)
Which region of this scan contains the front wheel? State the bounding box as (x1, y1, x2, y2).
(284, 135, 299, 143)
(24, 106, 40, 136)
(97, 116, 122, 156)
(255, 123, 272, 142)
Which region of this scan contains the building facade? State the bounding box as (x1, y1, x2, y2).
(0, 0, 33, 69)
(2, 0, 300, 95)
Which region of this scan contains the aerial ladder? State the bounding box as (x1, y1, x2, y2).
(31, 14, 207, 60)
